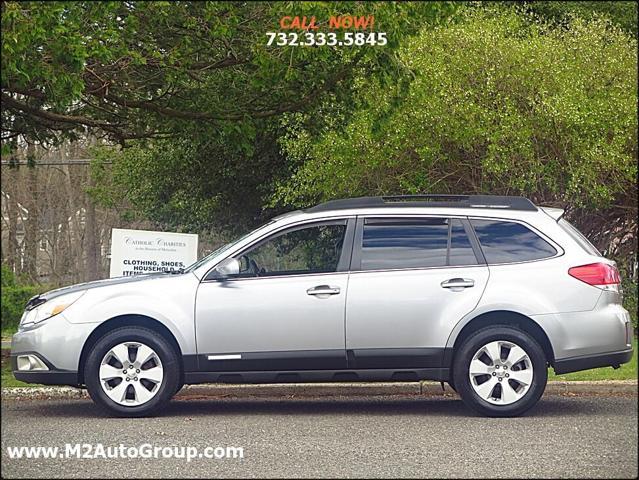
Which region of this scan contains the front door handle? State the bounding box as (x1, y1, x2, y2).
(441, 278, 475, 289)
(307, 285, 341, 296)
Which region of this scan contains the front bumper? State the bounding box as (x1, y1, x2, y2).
(553, 347, 634, 375)
(10, 313, 96, 386)
(11, 353, 79, 386)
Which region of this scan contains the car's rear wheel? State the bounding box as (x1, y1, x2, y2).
(85, 327, 179, 417)
(453, 326, 547, 417)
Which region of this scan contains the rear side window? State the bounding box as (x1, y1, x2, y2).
(471, 219, 557, 264)
(360, 218, 478, 270)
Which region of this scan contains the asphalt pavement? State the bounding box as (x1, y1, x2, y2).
(1, 395, 637, 478)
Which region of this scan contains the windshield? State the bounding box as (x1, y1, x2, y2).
(184, 221, 275, 273)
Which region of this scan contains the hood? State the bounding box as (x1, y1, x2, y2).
(26, 273, 183, 309)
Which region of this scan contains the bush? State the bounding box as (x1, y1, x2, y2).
(1, 263, 15, 288)
(1, 265, 43, 334)
(623, 279, 638, 333)
(275, 9, 637, 212)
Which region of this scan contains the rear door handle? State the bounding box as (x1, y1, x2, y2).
(307, 285, 341, 296)
(441, 278, 475, 289)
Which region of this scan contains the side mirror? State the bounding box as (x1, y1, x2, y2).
(212, 257, 240, 278)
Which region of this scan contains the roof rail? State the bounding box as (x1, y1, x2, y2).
(305, 195, 538, 213)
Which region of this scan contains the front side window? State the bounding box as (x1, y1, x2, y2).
(471, 219, 557, 263)
(235, 223, 347, 277)
(360, 218, 478, 270)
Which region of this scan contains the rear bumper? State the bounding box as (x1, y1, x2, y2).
(553, 347, 634, 375)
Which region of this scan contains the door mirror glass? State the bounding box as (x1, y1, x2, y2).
(238, 255, 250, 274)
(212, 257, 240, 278)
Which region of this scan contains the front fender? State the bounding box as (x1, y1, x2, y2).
(62, 275, 198, 355)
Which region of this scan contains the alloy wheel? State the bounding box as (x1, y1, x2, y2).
(468, 340, 533, 405)
(99, 342, 164, 406)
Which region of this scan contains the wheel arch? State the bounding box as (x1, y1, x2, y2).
(447, 310, 555, 369)
(78, 314, 184, 386)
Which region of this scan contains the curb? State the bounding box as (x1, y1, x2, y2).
(543, 380, 638, 396)
(2, 380, 636, 400)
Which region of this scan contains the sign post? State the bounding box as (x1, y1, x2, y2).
(109, 228, 199, 278)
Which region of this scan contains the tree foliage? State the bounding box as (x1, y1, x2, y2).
(3, 1, 459, 231)
(90, 128, 290, 232)
(2, 1, 456, 145)
(274, 9, 637, 217)
(514, 1, 638, 37)
(2, 2, 637, 261)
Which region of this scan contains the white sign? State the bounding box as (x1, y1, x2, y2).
(109, 228, 198, 278)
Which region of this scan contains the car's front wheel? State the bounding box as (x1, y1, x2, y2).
(453, 326, 547, 417)
(85, 326, 180, 417)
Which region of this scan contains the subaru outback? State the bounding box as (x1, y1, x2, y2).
(11, 195, 634, 417)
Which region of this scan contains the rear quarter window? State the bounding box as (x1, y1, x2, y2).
(471, 219, 557, 264)
(558, 218, 601, 256)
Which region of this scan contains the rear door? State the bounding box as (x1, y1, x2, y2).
(345, 216, 489, 369)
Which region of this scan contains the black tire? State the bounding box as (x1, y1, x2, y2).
(85, 326, 180, 417)
(453, 326, 547, 417)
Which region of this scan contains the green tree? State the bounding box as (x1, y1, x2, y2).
(2, 1, 456, 145)
(274, 9, 637, 221)
(3, 1, 458, 232)
(90, 128, 291, 232)
(512, 1, 638, 37)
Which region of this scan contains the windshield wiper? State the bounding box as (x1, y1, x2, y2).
(161, 268, 185, 275)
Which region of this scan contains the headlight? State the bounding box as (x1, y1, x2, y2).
(20, 290, 87, 327)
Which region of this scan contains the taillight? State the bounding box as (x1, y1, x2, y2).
(568, 262, 620, 287)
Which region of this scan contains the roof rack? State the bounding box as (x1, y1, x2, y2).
(305, 195, 538, 213)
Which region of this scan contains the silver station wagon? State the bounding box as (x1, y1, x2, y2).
(11, 195, 634, 417)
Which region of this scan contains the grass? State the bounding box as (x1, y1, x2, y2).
(1, 361, 33, 388)
(548, 338, 637, 381)
(1, 330, 38, 387)
(1, 350, 37, 387)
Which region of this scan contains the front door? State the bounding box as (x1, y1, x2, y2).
(195, 219, 354, 371)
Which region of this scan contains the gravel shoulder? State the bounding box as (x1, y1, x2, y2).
(2, 380, 637, 400)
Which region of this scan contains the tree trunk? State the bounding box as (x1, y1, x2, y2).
(4, 168, 19, 273)
(23, 144, 39, 282)
(85, 171, 99, 281)
(62, 164, 79, 284)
